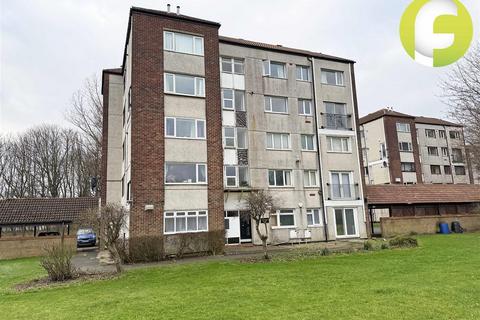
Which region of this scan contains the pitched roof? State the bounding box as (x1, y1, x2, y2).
(219, 36, 355, 63)
(414, 116, 462, 127)
(359, 108, 414, 125)
(0, 197, 99, 225)
(365, 184, 480, 205)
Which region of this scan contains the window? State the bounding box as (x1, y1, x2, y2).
(427, 147, 439, 156)
(236, 128, 248, 149)
(425, 129, 436, 138)
(263, 60, 286, 78)
(266, 133, 290, 150)
(307, 209, 322, 226)
(164, 73, 205, 97)
(304, 170, 318, 187)
(455, 166, 466, 175)
(221, 57, 244, 74)
(335, 208, 356, 237)
(296, 65, 310, 81)
(330, 172, 353, 199)
(265, 96, 288, 113)
(451, 148, 464, 163)
(401, 162, 416, 172)
(165, 117, 205, 139)
(321, 69, 344, 86)
(396, 123, 411, 132)
(126, 181, 132, 202)
(327, 136, 351, 152)
(273, 209, 295, 227)
(325, 102, 349, 129)
(444, 165, 452, 175)
(223, 127, 236, 148)
(164, 31, 204, 55)
(268, 170, 292, 187)
(164, 210, 208, 234)
(165, 163, 207, 184)
(224, 166, 249, 188)
(430, 165, 441, 175)
(380, 143, 387, 159)
(439, 130, 446, 139)
(301, 135, 316, 151)
(298, 99, 312, 116)
(441, 147, 448, 157)
(221, 89, 245, 111)
(449, 131, 460, 139)
(398, 142, 413, 152)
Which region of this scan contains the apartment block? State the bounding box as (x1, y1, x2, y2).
(102, 7, 368, 253)
(360, 108, 473, 185)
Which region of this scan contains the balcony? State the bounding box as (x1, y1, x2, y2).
(326, 183, 360, 200)
(321, 113, 352, 130)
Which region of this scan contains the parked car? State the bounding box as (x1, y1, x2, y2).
(37, 231, 61, 237)
(76, 228, 97, 247)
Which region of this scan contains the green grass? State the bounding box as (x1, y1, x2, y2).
(1, 234, 479, 319)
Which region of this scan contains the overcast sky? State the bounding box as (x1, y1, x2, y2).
(1, 0, 479, 134)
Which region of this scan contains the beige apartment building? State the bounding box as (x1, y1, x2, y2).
(101, 6, 368, 254)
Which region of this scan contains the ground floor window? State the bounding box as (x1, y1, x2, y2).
(272, 209, 295, 228)
(306, 208, 322, 226)
(164, 210, 208, 234)
(334, 208, 357, 237)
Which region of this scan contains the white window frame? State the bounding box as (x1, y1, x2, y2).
(329, 171, 353, 199)
(164, 73, 205, 97)
(264, 96, 288, 114)
(236, 127, 248, 149)
(427, 146, 439, 156)
(425, 129, 436, 138)
(306, 208, 322, 227)
(439, 130, 446, 139)
(396, 122, 411, 133)
(304, 170, 319, 187)
(165, 163, 207, 185)
(334, 208, 358, 238)
(224, 166, 249, 188)
(220, 57, 244, 74)
(398, 142, 413, 152)
(164, 210, 208, 235)
(266, 132, 291, 150)
(327, 136, 351, 153)
(165, 117, 206, 140)
(449, 131, 460, 139)
(263, 60, 286, 79)
(268, 169, 293, 187)
(272, 209, 296, 228)
(301, 134, 316, 151)
(223, 127, 236, 148)
(221, 89, 245, 111)
(296, 65, 310, 81)
(441, 147, 449, 157)
(401, 162, 416, 172)
(163, 31, 204, 56)
(321, 69, 344, 86)
(298, 99, 313, 116)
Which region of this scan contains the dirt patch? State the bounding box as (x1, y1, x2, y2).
(14, 272, 119, 292)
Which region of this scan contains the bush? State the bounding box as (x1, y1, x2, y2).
(320, 247, 331, 256)
(381, 242, 390, 250)
(363, 240, 375, 251)
(123, 236, 164, 263)
(389, 236, 418, 248)
(40, 244, 75, 281)
(207, 230, 225, 256)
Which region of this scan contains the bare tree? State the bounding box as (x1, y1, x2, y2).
(244, 190, 277, 260)
(440, 42, 480, 171)
(78, 204, 127, 273)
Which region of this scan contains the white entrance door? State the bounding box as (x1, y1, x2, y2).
(225, 211, 240, 244)
(334, 208, 358, 238)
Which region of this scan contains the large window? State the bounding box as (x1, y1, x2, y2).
(223, 127, 248, 149)
(266, 133, 290, 150)
(273, 209, 295, 228)
(321, 69, 344, 86)
(427, 146, 439, 156)
(401, 162, 416, 172)
(165, 117, 205, 139)
(224, 166, 249, 188)
(268, 170, 292, 187)
(335, 208, 356, 237)
(298, 99, 312, 116)
(164, 210, 208, 234)
(221, 57, 244, 74)
(449, 131, 460, 139)
(451, 148, 464, 163)
(330, 172, 352, 199)
(455, 166, 466, 175)
(304, 170, 318, 187)
(307, 209, 322, 227)
(165, 163, 207, 184)
(221, 89, 245, 111)
(164, 31, 204, 56)
(263, 60, 286, 78)
(296, 65, 310, 81)
(223, 127, 236, 148)
(398, 142, 413, 152)
(325, 102, 349, 129)
(236, 128, 248, 149)
(396, 123, 411, 132)
(327, 136, 351, 152)
(265, 96, 288, 113)
(164, 73, 205, 97)
(430, 165, 441, 175)
(425, 129, 436, 138)
(301, 135, 316, 151)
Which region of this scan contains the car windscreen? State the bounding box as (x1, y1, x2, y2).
(77, 229, 94, 235)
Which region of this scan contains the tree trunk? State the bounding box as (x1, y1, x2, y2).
(262, 238, 269, 260)
(108, 243, 123, 273)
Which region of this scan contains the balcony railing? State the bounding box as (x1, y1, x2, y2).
(326, 183, 360, 200)
(321, 113, 352, 130)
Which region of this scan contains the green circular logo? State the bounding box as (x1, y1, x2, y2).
(399, 0, 473, 67)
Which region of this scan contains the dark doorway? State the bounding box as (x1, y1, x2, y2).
(240, 211, 252, 242)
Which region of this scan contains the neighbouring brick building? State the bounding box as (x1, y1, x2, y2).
(102, 6, 368, 253)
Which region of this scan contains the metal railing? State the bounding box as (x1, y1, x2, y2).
(326, 183, 360, 200)
(322, 113, 352, 130)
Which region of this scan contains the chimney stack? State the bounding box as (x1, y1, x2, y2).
(167, 4, 171, 12)
(176, 6, 180, 15)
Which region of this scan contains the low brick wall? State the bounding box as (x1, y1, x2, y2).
(380, 214, 480, 237)
(0, 236, 76, 260)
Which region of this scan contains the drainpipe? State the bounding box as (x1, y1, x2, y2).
(309, 57, 329, 242)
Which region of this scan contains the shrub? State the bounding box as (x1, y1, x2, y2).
(125, 236, 164, 263)
(389, 236, 418, 248)
(40, 244, 75, 281)
(175, 233, 197, 258)
(363, 240, 375, 251)
(381, 242, 390, 250)
(207, 230, 225, 256)
(320, 247, 331, 256)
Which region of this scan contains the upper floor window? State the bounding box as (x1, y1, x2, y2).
(165, 117, 205, 139)
(427, 146, 439, 156)
(454, 166, 466, 175)
(266, 132, 290, 150)
(165, 73, 205, 97)
(306, 208, 322, 227)
(301, 134, 316, 151)
(268, 170, 292, 187)
(263, 60, 286, 79)
(401, 162, 416, 172)
(223, 127, 236, 148)
(396, 122, 411, 133)
(441, 147, 449, 157)
(296, 65, 310, 81)
(425, 129, 436, 138)
(265, 96, 288, 114)
(380, 143, 387, 159)
(304, 170, 318, 187)
(451, 148, 464, 163)
(165, 163, 207, 184)
(298, 99, 312, 116)
(223, 127, 248, 149)
(164, 31, 204, 56)
(321, 69, 344, 86)
(325, 102, 349, 130)
(449, 131, 460, 139)
(398, 142, 413, 152)
(222, 89, 245, 111)
(221, 57, 244, 74)
(327, 136, 351, 153)
(224, 166, 249, 188)
(330, 172, 353, 199)
(439, 130, 446, 139)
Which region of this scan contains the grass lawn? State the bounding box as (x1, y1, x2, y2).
(0, 234, 479, 320)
